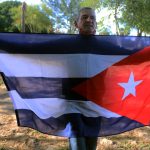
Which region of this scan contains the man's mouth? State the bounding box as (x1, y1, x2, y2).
(84, 24, 93, 27)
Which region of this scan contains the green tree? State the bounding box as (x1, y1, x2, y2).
(41, 0, 100, 33)
(101, 0, 150, 35)
(122, 0, 150, 36)
(80, 0, 101, 9)
(97, 17, 112, 35)
(0, 1, 21, 32)
(11, 4, 53, 33)
(41, 0, 79, 33)
(101, 0, 126, 35)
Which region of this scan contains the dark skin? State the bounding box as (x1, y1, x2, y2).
(75, 9, 97, 35)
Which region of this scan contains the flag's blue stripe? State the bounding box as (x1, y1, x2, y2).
(16, 109, 144, 137)
(4, 76, 87, 100)
(0, 33, 149, 54)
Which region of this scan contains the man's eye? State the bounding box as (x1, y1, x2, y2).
(82, 16, 88, 19)
(90, 16, 95, 20)
(81, 15, 95, 20)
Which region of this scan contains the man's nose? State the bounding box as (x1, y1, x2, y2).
(86, 17, 92, 22)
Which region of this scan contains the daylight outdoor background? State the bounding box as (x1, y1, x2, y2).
(0, 0, 150, 35)
(0, 0, 150, 150)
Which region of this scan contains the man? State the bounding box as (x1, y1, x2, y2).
(69, 7, 98, 150)
(74, 7, 97, 35)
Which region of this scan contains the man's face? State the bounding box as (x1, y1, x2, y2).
(75, 9, 97, 35)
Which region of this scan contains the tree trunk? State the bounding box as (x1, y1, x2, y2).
(114, 0, 120, 35)
(21, 2, 26, 33)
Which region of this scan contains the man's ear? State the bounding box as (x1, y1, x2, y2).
(74, 21, 78, 28)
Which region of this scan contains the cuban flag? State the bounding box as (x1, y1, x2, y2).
(0, 33, 150, 137)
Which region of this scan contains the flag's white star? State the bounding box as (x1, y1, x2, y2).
(118, 72, 143, 100)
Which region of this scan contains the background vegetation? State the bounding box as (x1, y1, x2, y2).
(0, 1, 150, 149)
(0, 0, 150, 35)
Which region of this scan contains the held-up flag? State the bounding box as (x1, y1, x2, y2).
(0, 33, 150, 137)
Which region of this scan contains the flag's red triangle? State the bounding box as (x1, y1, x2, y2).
(73, 46, 150, 125)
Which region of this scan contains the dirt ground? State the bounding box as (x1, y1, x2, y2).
(1, 83, 150, 150)
(0, 84, 69, 150)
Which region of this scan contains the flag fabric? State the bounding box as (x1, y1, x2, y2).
(0, 33, 150, 137)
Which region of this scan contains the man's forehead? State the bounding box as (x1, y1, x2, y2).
(80, 9, 96, 17)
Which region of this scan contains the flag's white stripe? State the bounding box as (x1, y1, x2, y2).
(9, 90, 121, 119)
(0, 53, 128, 77)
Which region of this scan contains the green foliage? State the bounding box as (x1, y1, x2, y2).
(1, 0, 149, 35)
(122, 0, 150, 35)
(101, 0, 125, 35)
(42, 0, 80, 33)
(0, 1, 21, 32)
(41, 0, 100, 33)
(11, 4, 53, 33)
(97, 17, 112, 35)
(101, 0, 150, 35)
(80, 0, 101, 9)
